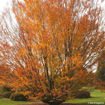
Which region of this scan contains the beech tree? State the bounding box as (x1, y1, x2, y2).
(0, 0, 105, 105)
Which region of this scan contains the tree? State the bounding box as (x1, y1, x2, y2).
(96, 50, 105, 82)
(0, 0, 105, 105)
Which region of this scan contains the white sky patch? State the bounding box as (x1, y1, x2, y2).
(0, 0, 104, 72)
(0, 0, 11, 15)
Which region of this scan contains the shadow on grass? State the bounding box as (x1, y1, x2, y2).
(19, 103, 88, 105)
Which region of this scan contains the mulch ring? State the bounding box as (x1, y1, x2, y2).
(20, 103, 87, 105)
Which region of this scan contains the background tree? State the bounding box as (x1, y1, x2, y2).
(0, 0, 105, 105)
(96, 50, 105, 82)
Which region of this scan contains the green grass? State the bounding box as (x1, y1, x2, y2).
(0, 89, 105, 105)
(0, 98, 34, 105)
(66, 90, 105, 105)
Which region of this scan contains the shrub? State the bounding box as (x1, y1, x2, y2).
(10, 92, 27, 101)
(0, 85, 12, 98)
(76, 90, 90, 98)
(80, 86, 95, 92)
(3, 91, 12, 98)
(3, 86, 11, 92)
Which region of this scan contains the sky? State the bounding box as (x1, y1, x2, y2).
(0, 0, 105, 72)
(0, 0, 105, 12)
(0, 0, 11, 15)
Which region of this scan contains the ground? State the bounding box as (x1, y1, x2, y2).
(20, 90, 105, 105)
(66, 90, 105, 104)
(20, 103, 87, 105)
(0, 89, 105, 105)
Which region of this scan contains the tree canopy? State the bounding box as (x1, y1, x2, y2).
(0, 0, 105, 105)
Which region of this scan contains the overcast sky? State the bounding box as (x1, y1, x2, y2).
(0, 0, 105, 12)
(0, 0, 105, 72)
(0, 0, 11, 15)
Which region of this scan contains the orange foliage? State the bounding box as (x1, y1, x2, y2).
(0, 0, 105, 104)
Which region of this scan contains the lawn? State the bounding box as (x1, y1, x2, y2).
(0, 99, 34, 105)
(66, 90, 105, 105)
(0, 89, 105, 105)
